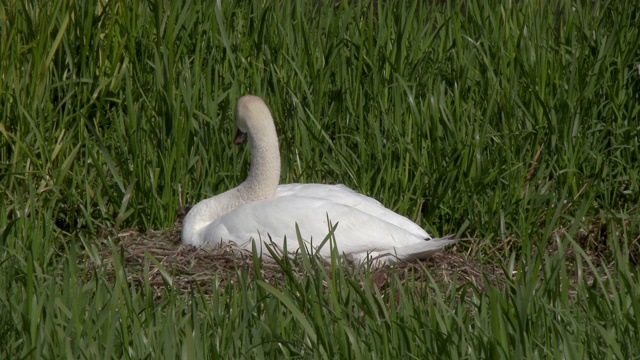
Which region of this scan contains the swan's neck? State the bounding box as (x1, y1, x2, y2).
(241, 124, 281, 200)
(182, 112, 281, 246)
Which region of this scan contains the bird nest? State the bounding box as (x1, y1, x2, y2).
(80, 225, 610, 301)
(80, 227, 504, 297)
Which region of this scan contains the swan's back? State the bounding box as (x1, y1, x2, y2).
(275, 183, 430, 239)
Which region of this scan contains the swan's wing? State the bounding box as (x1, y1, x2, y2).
(364, 235, 457, 264)
(203, 195, 452, 263)
(276, 183, 430, 239)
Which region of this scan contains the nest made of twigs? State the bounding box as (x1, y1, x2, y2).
(79, 225, 611, 303)
(80, 227, 501, 295)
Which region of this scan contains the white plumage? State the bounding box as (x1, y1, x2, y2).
(181, 95, 456, 264)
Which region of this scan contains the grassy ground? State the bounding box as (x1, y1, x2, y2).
(2, 0, 640, 358)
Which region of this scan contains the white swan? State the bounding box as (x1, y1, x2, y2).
(181, 95, 457, 264)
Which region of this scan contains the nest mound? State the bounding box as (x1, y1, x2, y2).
(82, 228, 500, 295)
(81, 224, 612, 301)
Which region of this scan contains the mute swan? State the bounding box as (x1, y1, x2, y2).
(181, 95, 457, 264)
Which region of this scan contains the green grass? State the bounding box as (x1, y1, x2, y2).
(1, 0, 640, 358)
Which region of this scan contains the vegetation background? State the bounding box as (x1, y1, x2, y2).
(1, 0, 639, 358)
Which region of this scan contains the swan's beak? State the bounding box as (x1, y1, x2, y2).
(234, 129, 247, 145)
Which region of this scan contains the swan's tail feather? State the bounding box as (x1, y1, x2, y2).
(384, 235, 457, 264)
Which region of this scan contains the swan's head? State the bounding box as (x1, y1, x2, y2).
(234, 95, 272, 145)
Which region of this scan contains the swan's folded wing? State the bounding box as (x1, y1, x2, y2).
(276, 183, 430, 239)
(204, 195, 441, 261)
(371, 235, 458, 264)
